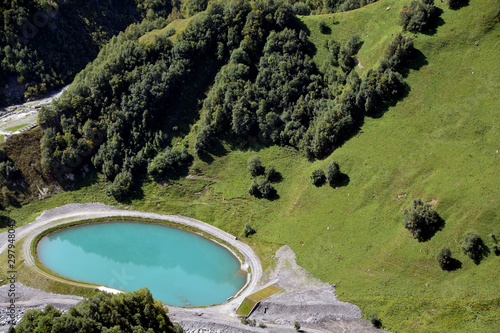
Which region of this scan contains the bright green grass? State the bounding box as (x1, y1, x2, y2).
(302, 0, 403, 71)
(236, 285, 283, 316)
(4, 0, 499, 331)
(139, 15, 197, 44)
(5, 123, 29, 132)
(0, 135, 4, 143)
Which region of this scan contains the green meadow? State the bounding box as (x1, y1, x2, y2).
(3, 0, 499, 331)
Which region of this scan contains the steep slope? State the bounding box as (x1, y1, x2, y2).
(1, 0, 498, 332)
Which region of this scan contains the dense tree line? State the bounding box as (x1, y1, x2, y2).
(37, 0, 418, 200)
(0, 0, 213, 105)
(287, 0, 379, 15)
(196, 16, 414, 159)
(38, 0, 261, 199)
(12, 288, 182, 333)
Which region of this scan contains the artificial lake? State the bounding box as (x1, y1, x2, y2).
(37, 222, 247, 306)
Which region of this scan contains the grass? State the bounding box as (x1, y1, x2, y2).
(139, 15, 197, 44)
(302, 0, 403, 71)
(236, 285, 283, 316)
(2, 0, 499, 332)
(5, 123, 29, 132)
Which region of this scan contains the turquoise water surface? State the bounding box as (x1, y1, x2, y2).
(37, 222, 247, 306)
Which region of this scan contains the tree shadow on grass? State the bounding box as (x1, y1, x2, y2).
(366, 84, 411, 120)
(448, 0, 470, 11)
(330, 173, 350, 188)
(400, 48, 429, 78)
(470, 239, 490, 265)
(421, 8, 445, 36)
(267, 170, 283, 183)
(443, 258, 462, 271)
(197, 139, 228, 164)
(116, 185, 145, 205)
(0, 215, 15, 228)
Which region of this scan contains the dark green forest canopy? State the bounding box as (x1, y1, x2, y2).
(13, 288, 179, 333)
(37, 0, 415, 200)
(0, 0, 185, 105)
(0, 0, 378, 105)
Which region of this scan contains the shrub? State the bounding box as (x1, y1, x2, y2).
(247, 156, 265, 177)
(338, 34, 361, 72)
(258, 322, 267, 328)
(148, 147, 192, 180)
(399, 0, 438, 32)
(106, 171, 133, 201)
(241, 317, 248, 325)
(318, 19, 328, 33)
(310, 168, 326, 186)
(403, 199, 444, 242)
(249, 177, 276, 199)
(244, 223, 256, 237)
(436, 246, 452, 270)
(325, 160, 340, 185)
(369, 313, 382, 328)
(461, 231, 489, 264)
(294, 321, 301, 331)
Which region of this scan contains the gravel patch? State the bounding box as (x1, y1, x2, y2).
(0, 283, 83, 331)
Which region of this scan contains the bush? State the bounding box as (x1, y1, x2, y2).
(461, 231, 489, 264)
(249, 177, 276, 199)
(310, 168, 326, 186)
(106, 171, 133, 201)
(148, 147, 192, 180)
(399, 0, 438, 32)
(436, 246, 452, 270)
(318, 19, 328, 33)
(258, 322, 267, 328)
(294, 321, 301, 331)
(369, 313, 382, 328)
(247, 156, 265, 177)
(403, 199, 444, 242)
(325, 160, 340, 185)
(244, 223, 256, 237)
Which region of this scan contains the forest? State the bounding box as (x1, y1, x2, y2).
(1, 0, 499, 332)
(0, 0, 380, 105)
(35, 0, 417, 201)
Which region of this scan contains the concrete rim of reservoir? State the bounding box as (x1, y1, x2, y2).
(1, 203, 262, 313)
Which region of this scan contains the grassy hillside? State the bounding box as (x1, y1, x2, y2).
(2, 0, 499, 332)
